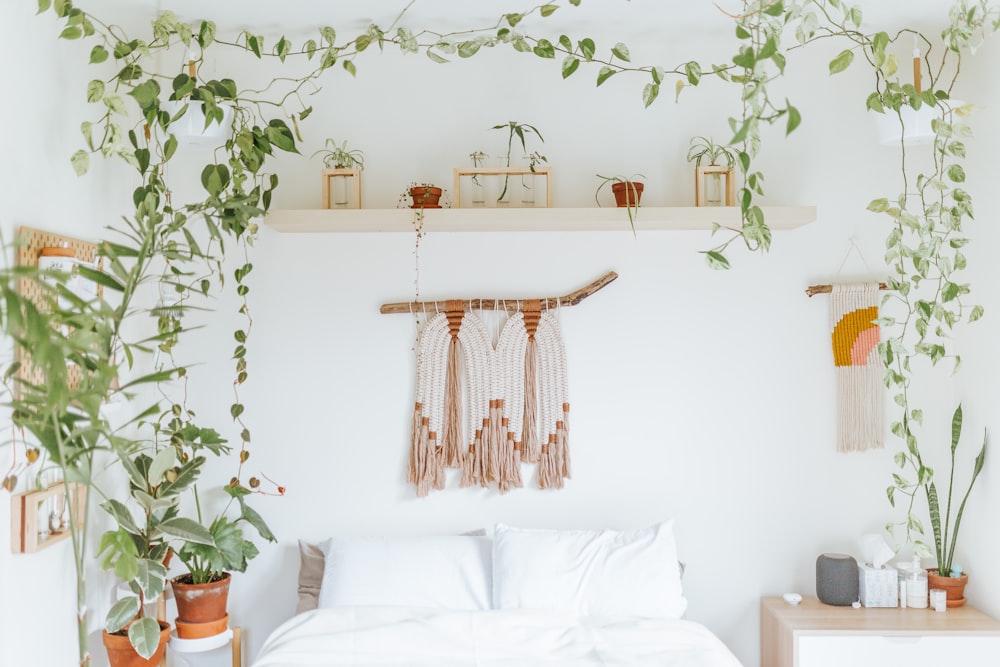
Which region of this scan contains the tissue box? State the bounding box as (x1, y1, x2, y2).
(859, 564, 898, 607)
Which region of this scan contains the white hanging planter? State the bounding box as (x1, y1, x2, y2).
(161, 99, 233, 145)
(872, 99, 966, 147)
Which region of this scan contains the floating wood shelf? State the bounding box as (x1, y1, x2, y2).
(264, 205, 816, 233)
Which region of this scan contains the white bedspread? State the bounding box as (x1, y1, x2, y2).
(251, 607, 744, 667)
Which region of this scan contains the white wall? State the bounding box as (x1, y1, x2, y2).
(3, 3, 999, 667)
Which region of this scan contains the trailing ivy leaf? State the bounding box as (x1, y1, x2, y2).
(426, 49, 449, 64)
(90, 45, 108, 64)
(247, 34, 262, 58)
(763, 0, 785, 16)
(562, 56, 580, 78)
(70, 149, 90, 176)
(505, 12, 523, 27)
(578, 38, 595, 61)
(828, 49, 854, 74)
(343, 60, 357, 76)
(86, 79, 105, 103)
(785, 102, 801, 134)
(458, 41, 481, 58)
(684, 61, 701, 85)
(540, 4, 559, 17)
(611, 42, 630, 62)
(947, 164, 966, 182)
(104, 93, 127, 116)
(60, 25, 83, 40)
(533, 39, 555, 58)
(642, 83, 659, 108)
(558, 35, 572, 50)
(596, 66, 615, 86)
(703, 251, 731, 270)
(38, 0, 52, 12)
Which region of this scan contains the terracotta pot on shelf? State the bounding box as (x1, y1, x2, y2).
(103, 621, 170, 667)
(171, 571, 231, 638)
(409, 186, 443, 208)
(611, 181, 643, 208)
(927, 569, 968, 607)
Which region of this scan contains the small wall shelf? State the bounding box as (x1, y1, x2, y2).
(10, 482, 86, 554)
(264, 205, 816, 233)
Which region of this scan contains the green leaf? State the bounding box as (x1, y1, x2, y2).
(969, 305, 984, 322)
(105, 596, 140, 633)
(102, 499, 140, 535)
(596, 66, 615, 86)
(867, 198, 889, 212)
(342, 60, 357, 76)
(86, 79, 106, 102)
(458, 40, 481, 58)
(70, 150, 89, 176)
(159, 517, 215, 545)
(642, 83, 659, 108)
(947, 164, 966, 182)
(540, 4, 559, 17)
(533, 39, 555, 58)
(828, 49, 854, 75)
(578, 38, 595, 61)
(129, 617, 162, 660)
(240, 501, 276, 542)
(562, 56, 580, 78)
(134, 559, 167, 600)
(703, 251, 731, 270)
(426, 50, 449, 64)
(38, 0, 52, 13)
(147, 447, 176, 485)
(611, 42, 630, 62)
(684, 61, 701, 85)
(785, 102, 801, 134)
(89, 45, 108, 64)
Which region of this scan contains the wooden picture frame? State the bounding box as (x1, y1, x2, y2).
(322, 168, 362, 209)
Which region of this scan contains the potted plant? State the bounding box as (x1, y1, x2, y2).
(405, 183, 444, 208)
(595, 173, 646, 233)
(98, 444, 218, 663)
(313, 138, 364, 209)
(890, 404, 986, 607)
(687, 136, 736, 207)
(490, 120, 546, 205)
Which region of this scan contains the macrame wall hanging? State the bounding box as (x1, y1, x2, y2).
(807, 279, 888, 452)
(381, 272, 617, 496)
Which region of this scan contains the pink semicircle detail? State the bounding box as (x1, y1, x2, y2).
(850, 326, 880, 366)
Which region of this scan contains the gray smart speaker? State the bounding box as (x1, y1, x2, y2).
(816, 553, 859, 606)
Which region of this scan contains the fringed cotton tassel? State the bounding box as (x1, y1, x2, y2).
(560, 403, 571, 479)
(414, 418, 432, 497)
(537, 439, 554, 489)
(487, 400, 503, 485)
(478, 417, 491, 488)
(522, 336, 539, 463)
(442, 309, 466, 468)
(429, 432, 445, 491)
(408, 402, 423, 485)
(460, 440, 478, 488)
(506, 428, 523, 489)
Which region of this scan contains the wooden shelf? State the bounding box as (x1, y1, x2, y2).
(264, 206, 816, 233)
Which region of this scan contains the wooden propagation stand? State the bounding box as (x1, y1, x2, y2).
(694, 165, 736, 207)
(322, 168, 362, 209)
(453, 167, 552, 208)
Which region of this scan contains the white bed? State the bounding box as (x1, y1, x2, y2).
(251, 522, 744, 667)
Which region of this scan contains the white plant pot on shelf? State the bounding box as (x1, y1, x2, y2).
(162, 100, 233, 145)
(872, 99, 966, 146)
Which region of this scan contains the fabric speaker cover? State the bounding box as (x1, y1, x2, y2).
(816, 553, 859, 606)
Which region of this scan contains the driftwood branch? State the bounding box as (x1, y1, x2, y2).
(380, 271, 619, 314)
(805, 282, 889, 297)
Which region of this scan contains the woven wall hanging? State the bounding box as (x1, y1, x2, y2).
(383, 272, 617, 496)
(829, 282, 883, 452)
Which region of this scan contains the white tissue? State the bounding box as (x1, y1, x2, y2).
(859, 533, 894, 568)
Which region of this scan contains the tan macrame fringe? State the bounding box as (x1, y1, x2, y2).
(442, 307, 466, 468)
(560, 403, 571, 479)
(521, 303, 542, 464)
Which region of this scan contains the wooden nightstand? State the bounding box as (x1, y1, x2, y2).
(761, 595, 1000, 667)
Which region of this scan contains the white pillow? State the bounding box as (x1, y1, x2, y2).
(318, 535, 492, 610)
(491, 521, 687, 619)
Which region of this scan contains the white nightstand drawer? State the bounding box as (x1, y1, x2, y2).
(799, 634, 1000, 667)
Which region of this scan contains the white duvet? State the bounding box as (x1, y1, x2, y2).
(251, 607, 744, 667)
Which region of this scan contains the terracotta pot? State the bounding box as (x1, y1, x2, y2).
(175, 612, 229, 639)
(172, 572, 231, 623)
(927, 569, 968, 607)
(409, 186, 443, 208)
(103, 621, 170, 667)
(611, 181, 644, 208)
